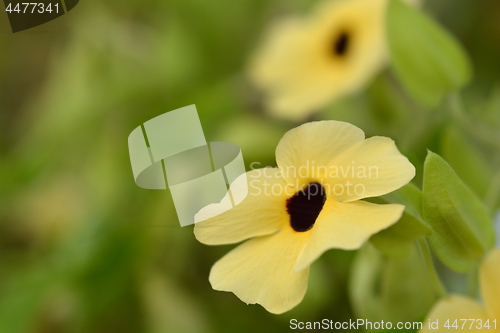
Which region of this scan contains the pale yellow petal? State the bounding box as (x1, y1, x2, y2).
(480, 249, 500, 319)
(209, 227, 310, 314)
(275, 121, 365, 188)
(248, 18, 308, 91)
(420, 295, 490, 332)
(327, 136, 415, 202)
(194, 168, 290, 245)
(294, 200, 404, 272)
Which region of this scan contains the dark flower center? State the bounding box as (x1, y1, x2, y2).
(286, 182, 326, 232)
(332, 31, 350, 57)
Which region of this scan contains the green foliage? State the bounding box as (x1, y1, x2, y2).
(422, 151, 495, 272)
(370, 184, 432, 257)
(349, 244, 435, 325)
(441, 125, 494, 201)
(387, 0, 473, 107)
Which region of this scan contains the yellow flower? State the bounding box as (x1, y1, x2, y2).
(194, 121, 415, 314)
(420, 249, 500, 332)
(248, 0, 389, 120)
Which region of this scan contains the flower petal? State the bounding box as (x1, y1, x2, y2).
(480, 249, 500, 319)
(248, 17, 307, 92)
(327, 136, 415, 201)
(294, 200, 404, 272)
(194, 168, 290, 245)
(209, 227, 310, 314)
(248, 0, 388, 119)
(275, 121, 365, 188)
(419, 295, 490, 332)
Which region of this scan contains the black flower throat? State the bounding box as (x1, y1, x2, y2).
(332, 30, 350, 57)
(286, 183, 326, 232)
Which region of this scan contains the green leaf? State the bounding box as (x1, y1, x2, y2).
(481, 86, 500, 129)
(422, 151, 495, 272)
(441, 125, 493, 200)
(349, 244, 435, 324)
(383, 183, 424, 221)
(370, 184, 432, 257)
(387, 0, 473, 107)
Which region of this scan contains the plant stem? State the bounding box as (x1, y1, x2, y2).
(485, 168, 500, 212)
(449, 93, 500, 150)
(417, 238, 446, 298)
(449, 93, 500, 212)
(467, 262, 479, 299)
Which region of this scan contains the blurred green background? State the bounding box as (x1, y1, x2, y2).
(1, 0, 499, 332)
